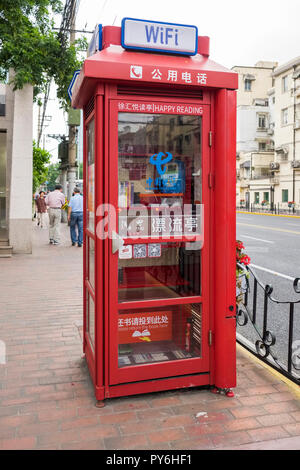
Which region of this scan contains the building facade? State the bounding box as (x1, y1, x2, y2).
(0, 74, 33, 254)
(235, 58, 300, 210)
(233, 61, 277, 208)
(272, 57, 300, 207)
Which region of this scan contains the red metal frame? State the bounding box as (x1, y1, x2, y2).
(77, 28, 237, 401)
(108, 97, 211, 385)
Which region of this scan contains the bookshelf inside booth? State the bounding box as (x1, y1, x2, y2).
(117, 111, 203, 368)
(118, 303, 202, 367)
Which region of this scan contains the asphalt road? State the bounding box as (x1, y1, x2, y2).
(236, 212, 300, 375)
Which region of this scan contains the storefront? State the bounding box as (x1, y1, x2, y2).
(71, 19, 238, 404)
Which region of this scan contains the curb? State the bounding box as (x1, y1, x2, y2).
(237, 210, 300, 219)
(236, 343, 300, 399)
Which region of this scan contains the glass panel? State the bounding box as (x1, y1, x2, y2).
(88, 294, 95, 350)
(87, 119, 95, 232)
(0, 132, 7, 230)
(118, 303, 202, 367)
(89, 237, 95, 290)
(118, 241, 201, 302)
(118, 113, 202, 302)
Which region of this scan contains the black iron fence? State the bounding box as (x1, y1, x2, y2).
(237, 203, 300, 216)
(236, 264, 300, 385)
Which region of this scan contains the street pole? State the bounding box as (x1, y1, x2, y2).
(67, 5, 77, 205)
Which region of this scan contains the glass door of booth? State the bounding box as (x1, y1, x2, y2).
(108, 99, 211, 385)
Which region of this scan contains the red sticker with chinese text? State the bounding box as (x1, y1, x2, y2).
(118, 311, 172, 344)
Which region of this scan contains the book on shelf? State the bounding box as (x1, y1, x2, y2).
(119, 181, 135, 208)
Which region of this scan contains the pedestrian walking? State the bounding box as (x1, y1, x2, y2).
(35, 191, 47, 228)
(68, 187, 83, 247)
(45, 184, 65, 245)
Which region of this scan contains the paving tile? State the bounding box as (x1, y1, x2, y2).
(0, 437, 37, 450)
(38, 429, 80, 447)
(183, 422, 225, 436)
(38, 408, 77, 422)
(211, 430, 252, 448)
(170, 436, 214, 450)
(147, 428, 186, 445)
(120, 420, 161, 436)
(230, 406, 271, 419)
(61, 416, 100, 431)
(248, 425, 290, 442)
(104, 434, 148, 450)
(61, 439, 105, 450)
(283, 422, 300, 436)
(0, 223, 299, 451)
(263, 401, 300, 414)
(79, 425, 119, 441)
(224, 417, 261, 431)
(257, 413, 295, 427)
(99, 411, 138, 425)
(220, 436, 300, 450)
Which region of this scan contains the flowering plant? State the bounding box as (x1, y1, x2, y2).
(236, 239, 251, 277)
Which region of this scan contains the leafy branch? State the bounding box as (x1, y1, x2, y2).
(0, 1, 87, 110)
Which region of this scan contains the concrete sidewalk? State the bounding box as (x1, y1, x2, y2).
(0, 222, 299, 450)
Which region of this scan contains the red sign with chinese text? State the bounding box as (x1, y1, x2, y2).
(118, 311, 173, 344)
(117, 100, 203, 115)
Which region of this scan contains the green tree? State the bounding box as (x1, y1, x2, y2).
(33, 141, 51, 192)
(46, 162, 60, 190)
(0, 1, 87, 109)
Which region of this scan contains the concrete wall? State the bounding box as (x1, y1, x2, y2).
(232, 64, 276, 107)
(0, 82, 14, 229)
(237, 105, 271, 153)
(9, 83, 33, 253)
(272, 60, 300, 205)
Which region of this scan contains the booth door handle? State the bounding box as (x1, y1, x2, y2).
(112, 231, 124, 254)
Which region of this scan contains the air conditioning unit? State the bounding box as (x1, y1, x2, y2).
(270, 162, 280, 170)
(294, 120, 300, 130)
(291, 160, 300, 168)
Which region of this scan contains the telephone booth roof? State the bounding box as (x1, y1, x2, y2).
(71, 26, 238, 108)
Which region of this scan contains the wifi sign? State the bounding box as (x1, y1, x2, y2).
(121, 18, 198, 56)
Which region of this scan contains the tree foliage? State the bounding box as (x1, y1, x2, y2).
(46, 162, 60, 190)
(32, 140, 51, 191)
(0, 1, 87, 109)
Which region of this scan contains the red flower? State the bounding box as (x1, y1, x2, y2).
(236, 240, 245, 250)
(240, 254, 251, 265)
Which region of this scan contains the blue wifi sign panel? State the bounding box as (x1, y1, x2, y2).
(121, 18, 198, 56)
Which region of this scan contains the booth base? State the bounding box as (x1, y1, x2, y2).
(94, 372, 211, 402)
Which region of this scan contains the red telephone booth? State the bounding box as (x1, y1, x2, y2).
(72, 19, 238, 404)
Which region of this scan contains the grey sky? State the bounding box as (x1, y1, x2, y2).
(41, 0, 300, 161)
(76, 0, 300, 69)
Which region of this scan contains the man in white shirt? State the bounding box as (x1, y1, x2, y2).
(45, 184, 65, 245)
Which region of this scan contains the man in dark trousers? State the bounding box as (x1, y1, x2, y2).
(68, 187, 83, 247)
